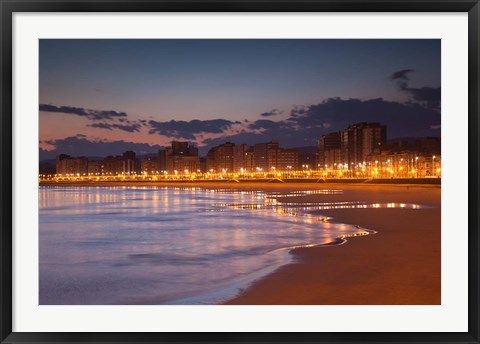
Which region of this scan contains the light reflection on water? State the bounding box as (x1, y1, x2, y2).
(39, 186, 423, 305)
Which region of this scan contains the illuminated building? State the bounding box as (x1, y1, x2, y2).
(277, 148, 299, 171)
(233, 144, 251, 172)
(56, 154, 88, 175)
(341, 122, 387, 166)
(253, 140, 279, 171)
(158, 148, 170, 172)
(102, 156, 123, 175)
(141, 157, 159, 175)
(159, 141, 200, 174)
(122, 151, 137, 175)
(206, 142, 235, 172)
(252, 141, 299, 171)
(318, 132, 341, 168)
(87, 161, 101, 175)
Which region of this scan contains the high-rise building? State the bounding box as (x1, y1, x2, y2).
(158, 148, 171, 172)
(206, 142, 235, 172)
(253, 140, 279, 171)
(324, 149, 342, 168)
(171, 141, 189, 155)
(56, 154, 88, 175)
(252, 141, 299, 171)
(233, 144, 251, 172)
(277, 148, 299, 171)
(122, 151, 137, 175)
(318, 132, 341, 168)
(98, 151, 140, 175)
(101, 156, 123, 175)
(166, 155, 200, 174)
(87, 161, 101, 175)
(244, 151, 254, 172)
(141, 157, 159, 174)
(298, 151, 316, 170)
(160, 141, 200, 174)
(341, 122, 386, 167)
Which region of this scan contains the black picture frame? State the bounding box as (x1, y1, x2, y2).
(1, 1, 479, 343)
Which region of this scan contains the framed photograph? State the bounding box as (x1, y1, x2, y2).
(1, 1, 479, 343)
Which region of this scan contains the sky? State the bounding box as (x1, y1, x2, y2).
(39, 39, 441, 159)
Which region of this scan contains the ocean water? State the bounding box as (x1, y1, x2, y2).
(39, 186, 414, 305)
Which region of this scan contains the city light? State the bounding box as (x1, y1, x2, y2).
(42, 125, 441, 183)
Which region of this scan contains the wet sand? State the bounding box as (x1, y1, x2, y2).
(41, 181, 441, 304)
(224, 183, 441, 305)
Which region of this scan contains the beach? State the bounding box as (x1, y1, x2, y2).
(224, 183, 441, 305)
(41, 181, 441, 305)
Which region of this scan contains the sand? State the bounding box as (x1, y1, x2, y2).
(41, 181, 441, 304)
(224, 183, 441, 305)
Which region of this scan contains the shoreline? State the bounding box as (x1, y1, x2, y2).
(41, 182, 441, 305)
(224, 184, 441, 305)
(39, 180, 441, 190)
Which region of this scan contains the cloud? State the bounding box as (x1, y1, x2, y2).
(196, 96, 441, 154)
(190, 122, 262, 147)
(260, 109, 283, 117)
(389, 70, 440, 110)
(40, 136, 164, 160)
(88, 122, 142, 132)
(39, 104, 128, 121)
(148, 119, 235, 140)
(286, 97, 440, 138)
(401, 86, 441, 110)
(288, 105, 307, 118)
(40, 82, 441, 157)
(390, 69, 415, 81)
(201, 132, 276, 152)
(248, 120, 283, 130)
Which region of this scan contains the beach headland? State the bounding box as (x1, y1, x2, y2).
(40, 181, 441, 305)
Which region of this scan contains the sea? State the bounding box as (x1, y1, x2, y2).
(38, 186, 407, 305)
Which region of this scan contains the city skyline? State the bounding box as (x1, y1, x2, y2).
(40, 39, 441, 160)
(46, 121, 441, 180)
